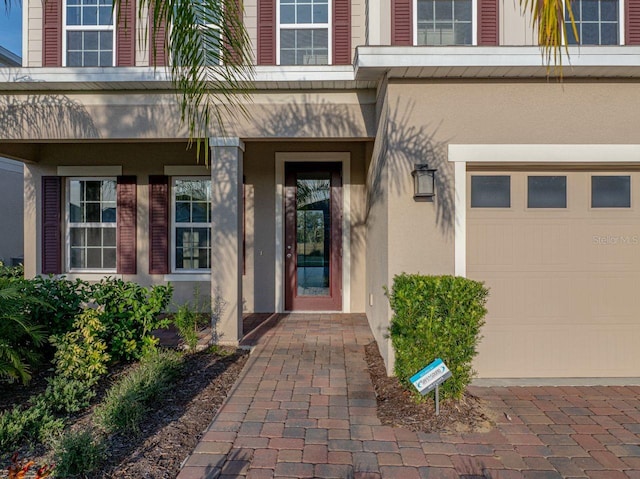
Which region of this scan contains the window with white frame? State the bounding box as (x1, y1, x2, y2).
(190, 0, 223, 66)
(65, 0, 115, 66)
(68, 179, 117, 271)
(278, 0, 329, 65)
(416, 0, 473, 45)
(565, 0, 619, 45)
(173, 178, 212, 271)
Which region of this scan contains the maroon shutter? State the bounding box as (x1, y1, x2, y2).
(391, 0, 412, 45)
(257, 0, 276, 65)
(116, 0, 136, 66)
(42, 176, 62, 274)
(149, 9, 167, 66)
(478, 0, 499, 45)
(117, 176, 137, 274)
(626, 0, 640, 45)
(43, 0, 62, 66)
(225, 0, 244, 64)
(333, 0, 351, 64)
(149, 175, 169, 274)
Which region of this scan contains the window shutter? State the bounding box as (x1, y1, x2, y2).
(42, 0, 62, 66)
(257, 0, 276, 65)
(225, 0, 244, 64)
(149, 9, 167, 67)
(626, 0, 640, 45)
(478, 0, 499, 45)
(333, 0, 351, 64)
(149, 175, 169, 274)
(391, 0, 412, 45)
(117, 176, 137, 274)
(116, 0, 136, 66)
(42, 176, 62, 274)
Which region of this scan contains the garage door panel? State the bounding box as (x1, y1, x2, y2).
(476, 325, 640, 378)
(468, 169, 640, 378)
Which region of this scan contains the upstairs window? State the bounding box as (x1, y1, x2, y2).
(278, 0, 330, 65)
(64, 0, 115, 66)
(416, 0, 473, 45)
(565, 0, 619, 45)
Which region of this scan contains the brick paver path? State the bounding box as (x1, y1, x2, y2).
(177, 314, 640, 479)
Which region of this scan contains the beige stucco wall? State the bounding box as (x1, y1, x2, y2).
(0, 159, 24, 263)
(0, 90, 376, 142)
(365, 79, 640, 375)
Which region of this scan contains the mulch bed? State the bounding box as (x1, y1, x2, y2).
(96, 348, 248, 478)
(364, 341, 494, 434)
(0, 348, 248, 479)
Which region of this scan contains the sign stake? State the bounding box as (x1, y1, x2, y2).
(435, 384, 440, 416)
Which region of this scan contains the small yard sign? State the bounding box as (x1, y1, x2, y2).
(410, 358, 451, 395)
(410, 358, 451, 415)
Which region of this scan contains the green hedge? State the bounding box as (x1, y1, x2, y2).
(388, 274, 488, 400)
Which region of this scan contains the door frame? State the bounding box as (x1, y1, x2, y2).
(275, 152, 351, 313)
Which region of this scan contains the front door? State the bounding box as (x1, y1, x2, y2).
(284, 162, 342, 311)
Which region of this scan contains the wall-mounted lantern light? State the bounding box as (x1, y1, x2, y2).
(411, 164, 437, 198)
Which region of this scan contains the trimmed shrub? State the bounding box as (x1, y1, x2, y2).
(388, 274, 488, 400)
(94, 350, 182, 434)
(41, 377, 96, 415)
(53, 428, 104, 478)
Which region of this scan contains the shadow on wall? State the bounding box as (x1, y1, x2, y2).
(367, 98, 454, 236)
(252, 94, 369, 139)
(0, 94, 99, 140)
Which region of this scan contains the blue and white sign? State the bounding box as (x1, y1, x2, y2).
(410, 358, 452, 396)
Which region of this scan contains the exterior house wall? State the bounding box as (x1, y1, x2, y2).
(0, 90, 376, 141)
(366, 79, 640, 374)
(0, 158, 24, 264)
(500, 0, 536, 45)
(27, 0, 43, 67)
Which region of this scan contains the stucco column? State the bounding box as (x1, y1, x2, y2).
(209, 137, 245, 346)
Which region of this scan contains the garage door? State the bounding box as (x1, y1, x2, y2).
(467, 168, 640, 378)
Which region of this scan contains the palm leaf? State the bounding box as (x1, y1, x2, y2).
(112, 0, 253, 161)
(520, 0, 579, 72)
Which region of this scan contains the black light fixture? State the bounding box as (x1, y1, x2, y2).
(411, 164, 437, 198)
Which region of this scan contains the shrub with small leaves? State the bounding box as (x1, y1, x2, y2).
(41, 376, 96, 415)
(388, 274, 488, 401)
(53, 428, 104, 478)
(50, 307, 110, 386)
(0, 403, 64, 453)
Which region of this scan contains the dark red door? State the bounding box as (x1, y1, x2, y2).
(285, 163, 342, 311)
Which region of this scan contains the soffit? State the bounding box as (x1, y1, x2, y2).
(354, 46, 640, 80)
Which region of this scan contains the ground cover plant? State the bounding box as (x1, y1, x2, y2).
(388, 274, 488, 401)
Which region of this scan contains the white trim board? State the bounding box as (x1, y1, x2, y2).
(448, 143, 640, 279)
(274, 152, 351, 313)
(448, 144, 640, 163)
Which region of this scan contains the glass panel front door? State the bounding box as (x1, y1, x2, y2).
(285, 163, 342, 311)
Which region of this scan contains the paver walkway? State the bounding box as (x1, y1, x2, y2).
(177, 314, 640, 479)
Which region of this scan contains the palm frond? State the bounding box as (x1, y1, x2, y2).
(114, 0, 253, 161)
(520, 0, 579, 72)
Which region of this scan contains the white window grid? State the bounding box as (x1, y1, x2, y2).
(62, 0, 116, 67)
(171, 177, 213, 272)
(276, 0, 332, 65)
(413, 0, 477, 46)
(563, 0, 624, 45)
(66, 177, 118, 273)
